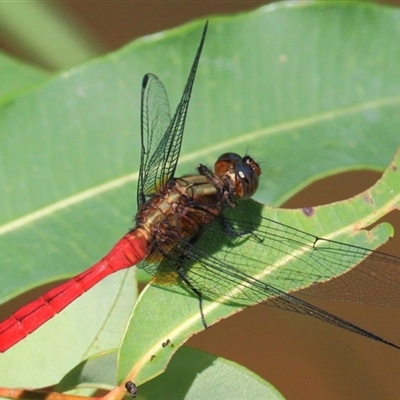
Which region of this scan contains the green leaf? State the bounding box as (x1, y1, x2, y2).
(57, 347, 283, 400)
(119, 148, 400, 385)
(0, 52, 48, 97)
(0, 269, 137, 388)
(57, 350, 118, 391)
(1, 0, 400, 394)
(2, 0, 400, 304)
(139, 347, 283, 400)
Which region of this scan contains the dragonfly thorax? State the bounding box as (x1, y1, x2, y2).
(135, 153, 261, 256)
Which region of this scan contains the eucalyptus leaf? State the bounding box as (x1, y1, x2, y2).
(0, 52, 48, 97)
(0, 268, 137, 388)
(57, 347, 283, 400)
(1, 0, 400, 395)
(119, 147, 400, 384)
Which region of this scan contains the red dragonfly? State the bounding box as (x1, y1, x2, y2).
(1, 22, 400, 355)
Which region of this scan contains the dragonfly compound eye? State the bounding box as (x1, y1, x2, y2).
(214, 152, 242, 175)
(235, 156, 260, 198)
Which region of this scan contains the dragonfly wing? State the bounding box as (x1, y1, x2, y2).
(148, 229, 400, 349)
(218, 213, 400, 307)
(137, 22, 208, 207)
(224, 213, 400, 307)
(144, 207, 400, 307)
(138, 73, 171, 206)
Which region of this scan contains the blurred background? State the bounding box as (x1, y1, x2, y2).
(1, 1, 400, 399)
(0, 0, 398, 70)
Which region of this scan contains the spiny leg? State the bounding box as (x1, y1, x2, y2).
(176, 264, 208, 329)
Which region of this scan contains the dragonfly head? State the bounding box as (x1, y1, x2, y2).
(214, 152, 261, 199)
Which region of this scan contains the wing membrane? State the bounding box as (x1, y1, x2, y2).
(138, 74, 171, 206)
(137, 22, 208, 207)
(140, 211, 400, 348)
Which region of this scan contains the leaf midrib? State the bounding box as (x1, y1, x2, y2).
(2, 93, 399, 236)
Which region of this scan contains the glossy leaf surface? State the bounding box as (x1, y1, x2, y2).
(1, 0, 400, 393)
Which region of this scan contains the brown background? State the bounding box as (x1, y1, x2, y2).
(2, 1, 400, 399)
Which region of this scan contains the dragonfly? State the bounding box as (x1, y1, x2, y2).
(1, 21, 400, 355)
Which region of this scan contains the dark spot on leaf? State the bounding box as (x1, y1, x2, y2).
(151, 354, 156, 361)
(162, 339, 170, 347)
(392, 165, 398, 172)
(302, 207, 315, 217)
(363, 193, 374, 205)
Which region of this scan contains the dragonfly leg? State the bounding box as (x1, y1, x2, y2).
(197, 163, 238, 207)
(176, 266, 208, 329)
(198, 164, 225, 192)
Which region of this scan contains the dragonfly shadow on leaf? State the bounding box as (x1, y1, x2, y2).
(138, 199, 265, 310)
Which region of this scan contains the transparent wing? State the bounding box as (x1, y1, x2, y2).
(137, 73, 171, 206)
(137, 22, 208, 207)
(141, 209, 400, 348)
